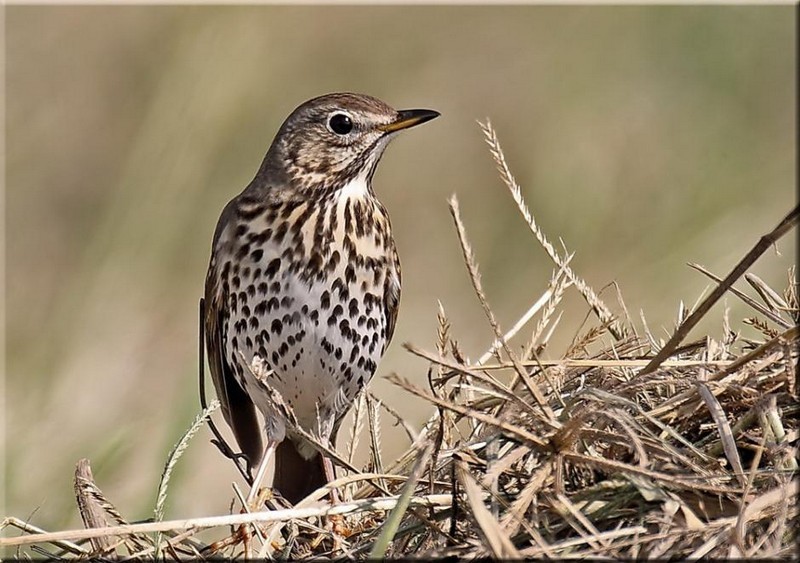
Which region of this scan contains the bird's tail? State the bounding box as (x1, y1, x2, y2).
(274, 439, 327, 505)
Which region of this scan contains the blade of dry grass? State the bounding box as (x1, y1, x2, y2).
(0, 493, 453, 548)
(368, 444, 433, 558)
(153, 399, 220, 557)
(387, 373, 548, 449)
(696, 382, 746, 488)
(479, 120, 625, 341)
(642, 204, 799, 374)
(448, 194, 556, 424)
(455, 456, 520, 558)
(74, 459, 113, 553)
(689, 263, 791, 328)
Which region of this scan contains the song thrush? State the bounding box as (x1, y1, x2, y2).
(204, 93, 439, 505)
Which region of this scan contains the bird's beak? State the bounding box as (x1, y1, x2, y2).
(378, 109, 440, 133)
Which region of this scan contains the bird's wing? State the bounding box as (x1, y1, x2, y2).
(205, 251, 264, 470)
(383, 250, 402, 348)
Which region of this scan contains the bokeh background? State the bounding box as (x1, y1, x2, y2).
(5, 6, 796, 529)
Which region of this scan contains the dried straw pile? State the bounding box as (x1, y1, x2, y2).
(2, 123, 797, 559)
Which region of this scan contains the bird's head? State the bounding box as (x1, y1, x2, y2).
(259, 92, 439, 197)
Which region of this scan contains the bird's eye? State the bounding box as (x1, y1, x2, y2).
(328, 113, 353, 135)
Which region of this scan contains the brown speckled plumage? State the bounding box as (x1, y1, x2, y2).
(204, 93, 438, 504)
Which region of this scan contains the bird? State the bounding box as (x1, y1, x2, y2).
(204, 93, 439, 505)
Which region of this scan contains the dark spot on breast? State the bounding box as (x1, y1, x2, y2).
(265, 258, 281, 279)
(343, 201, 353, 234)
(280, 200, 300, 219)
(274, 221, 288, 244)
(320, 290, 331, 310)
(331, 277, 345, 297)
(271, 319, 283, 335)
(353, 200, 365, 237)
(329, 250, 341, 271)
(253, 229, 272, 245)
(308, 252, 323, 275)
(349, 298, 359, 317)
(236, 244, 251, 260)
(291, 202, 314, 233)
(339, 318, 352, 340)
(255, 301, 267, 316)
(313, 210, 326, 248)
(251, 248, 264, 262)
(327, 205, 339, 236)
(343, 235, 356, 257)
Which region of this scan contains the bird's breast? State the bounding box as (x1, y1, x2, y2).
(217, 183, 399, 439)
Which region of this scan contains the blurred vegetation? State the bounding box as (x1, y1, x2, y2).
(5, 6, 795, 530)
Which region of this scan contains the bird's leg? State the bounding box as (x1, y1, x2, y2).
(322, 454, 348, 545)
(322, 455, 340, 505)
(246, 440, 277, 510)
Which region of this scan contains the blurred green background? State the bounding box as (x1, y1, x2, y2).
(5, 6, 796, 529)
